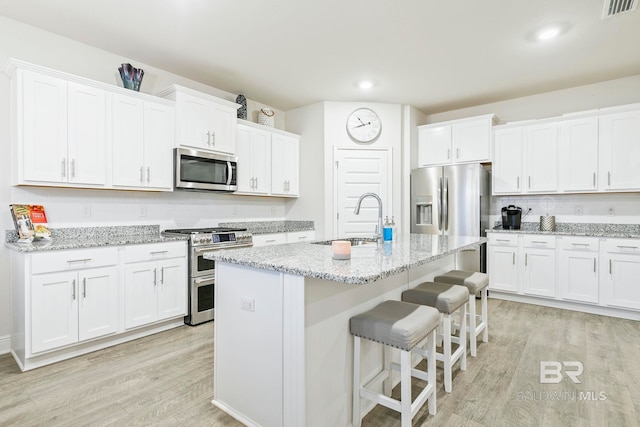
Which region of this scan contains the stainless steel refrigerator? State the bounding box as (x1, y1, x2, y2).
(410, 163, 490, 272)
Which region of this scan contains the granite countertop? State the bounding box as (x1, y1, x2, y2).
(5, 225, 188, 253)
(218, 220, 314, 235)
(205, 234, 485, 285)
(487, 222, 640, 239)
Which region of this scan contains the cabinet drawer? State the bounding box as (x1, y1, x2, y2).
(124, 241, 186, 263)
(603, 238, 640, 254)
(252, 233, 287, 247)
(287, 230, 315, 243)
(523, 235, 556, 248)
(559, 236, 599, 252)
(488, 233, 518, 246)
(32, 247, 118, 275)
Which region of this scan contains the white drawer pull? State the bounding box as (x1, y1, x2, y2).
(531, 240, 548, 244)
(496, 239, 511, 243)
(571, 243, 590, 247)
(616, 245, 638, 250)
(150, 251, 169, 255)
(67, 258, 92, 263)
(266, 239, 277, 243)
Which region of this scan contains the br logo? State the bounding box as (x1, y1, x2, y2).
(540, 361, 583, 384)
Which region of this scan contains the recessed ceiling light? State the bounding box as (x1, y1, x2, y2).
(537, 27, 560, 41)
(358, 80, 374, 90)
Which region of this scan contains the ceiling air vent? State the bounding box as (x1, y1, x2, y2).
(602, 0, 638, 18)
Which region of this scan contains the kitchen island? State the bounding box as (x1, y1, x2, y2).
(206, 234, 485, 427)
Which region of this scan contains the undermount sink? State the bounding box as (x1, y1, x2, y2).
(313, 237, 378, 246)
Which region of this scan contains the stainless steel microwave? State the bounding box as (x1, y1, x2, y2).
(174, 147, 238, 192)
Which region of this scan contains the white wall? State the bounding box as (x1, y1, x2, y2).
(284, 103, 326, 237)
(0, 16, 289, 346)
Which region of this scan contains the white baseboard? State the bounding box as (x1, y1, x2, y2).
(0, 335, 10, 355)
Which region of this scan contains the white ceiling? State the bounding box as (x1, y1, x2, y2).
(1, 0, 639, 113)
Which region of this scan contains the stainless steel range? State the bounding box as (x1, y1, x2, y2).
(162, 227, 253, 325)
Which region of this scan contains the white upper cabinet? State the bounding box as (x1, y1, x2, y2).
(558, 117, 598, 192)
(7, 60, 175, 192)
(236, 124, 271, 194)
(599, 110, 640, 191)
(271, 133, 299, 197)
(158, 85, 239, 155)
(111, 95, 174, 191)
(492, 104, 640, 195)
(418, 114, 493, 167)
(17, 69, 107, 187)
(524, 123, 558, 193)
(492, 127, 523, 194)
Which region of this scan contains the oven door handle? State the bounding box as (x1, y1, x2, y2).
(194, 277, 215, 285)
(194, 247, 217, 256)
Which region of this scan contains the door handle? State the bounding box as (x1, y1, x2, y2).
(161, 267, 164, 285)
(72, 279, 76, 300)
(456, 148, 460, 159)
(140, 166, 144, 183)
(512, 252, 515, 265)
(153, 268, 157, 286)
(437, 177, 443, 231)
(593, 172, 596, 187)
(226, 162, 233, 185)
(71, 159, 76, 178)
(593, 258, 596, 273)
(147, 167, 150, 183)
(609, 259, 612, 274)
(447, 148, 450, 160)
(443, 177, 449, 231)
(608, 171, 611, 186)
(517, 176, 520, 189)
(83, 278, 87, 298)
(206, 131, 211, 146)
(528, 176, 531, 189)
(61, 158, 66, 178)
(211, 131, 216, 146)
(525, 253, 528, 267)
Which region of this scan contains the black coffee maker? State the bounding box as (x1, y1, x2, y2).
(501, 205, 522, 230)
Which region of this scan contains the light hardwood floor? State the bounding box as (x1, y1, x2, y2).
(1, 299, 639, 426)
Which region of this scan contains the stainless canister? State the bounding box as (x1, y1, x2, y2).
(540, 215, 556, 232)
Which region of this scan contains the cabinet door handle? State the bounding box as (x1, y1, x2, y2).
(447, 148, 450, 159)
(140, 166, 144, 183)
(67, 258, 92, 264)
(71, 159, 76, 178)
(72, 279, 76, 300)
(517, 176, 520, 189)
(206, 131, 211, 146)
(593, 172, 596, 187)
(608, 171, 611, 186)
(61, 158, 66, 178)
(161, 267, 164, 285)
(609, 259, 612, 275)
(146, 167, 150, 183)
(512, 252, 515, 265)
(456, 148, 460, 159)
(528, 176, 531, 189)
(154, 268, 157, 286)
(525, 253, 528, 267)
(593, 258, 596, 273)
(83, 277, 87, 298)
(211, 131, 216, 146)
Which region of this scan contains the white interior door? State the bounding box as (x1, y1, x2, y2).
(335, 148, 391, 237)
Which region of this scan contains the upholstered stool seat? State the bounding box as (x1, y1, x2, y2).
(351, 300, 440, 427)
(402, 282, 468, 393)
(434, 270, 489, 357)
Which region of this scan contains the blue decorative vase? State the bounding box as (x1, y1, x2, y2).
(236, 94, 247, 119)
(118, 63, 144, 91)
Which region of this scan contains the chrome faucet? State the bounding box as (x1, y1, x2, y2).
(353, 192, 384, 245)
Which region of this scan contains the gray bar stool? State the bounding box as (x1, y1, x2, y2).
(434, 270, 489, 357)
(402, 282, 468, 393)
(350, 300, 440, 427)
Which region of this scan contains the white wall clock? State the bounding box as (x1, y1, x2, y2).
(346, 108, 382, 143)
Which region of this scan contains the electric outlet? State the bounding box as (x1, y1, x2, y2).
(138, 205, 147, 217)
(608, 207, 615, 217)
(574, 205, 583, 216)
(81, 205, 91, 218)
(240, 297, 255, 312)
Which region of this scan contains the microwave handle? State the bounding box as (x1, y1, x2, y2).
(226, 161, 233, 185)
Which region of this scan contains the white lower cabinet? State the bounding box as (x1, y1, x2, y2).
(124, 243, 187, 329)
(600, 238, 640, 310)
(286, 230, 316, 243)
(488, 234, 519, 293)
(522, 235, 557, 298)
(252, 230, 316, 247)
(558, 237, 599, 304)
(489, 233, 640, 318)
(12, 241, 187, 371)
